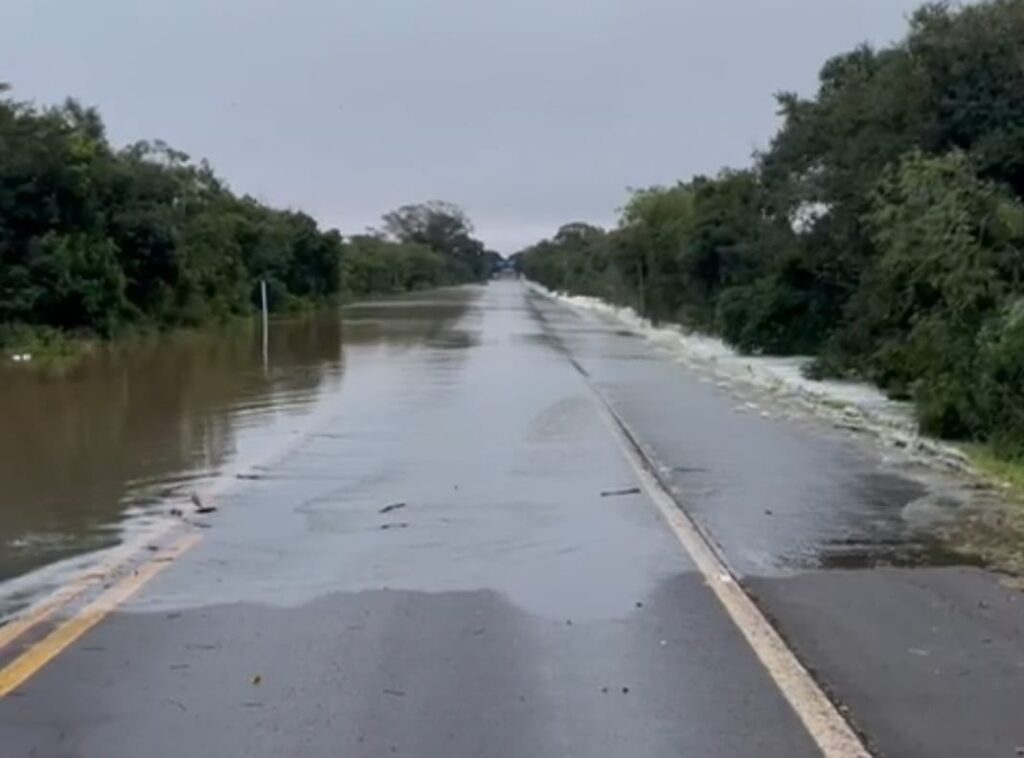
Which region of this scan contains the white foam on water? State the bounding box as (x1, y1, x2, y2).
(533, 285, 973, 473)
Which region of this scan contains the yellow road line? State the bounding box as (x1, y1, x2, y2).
(1, 376, 328, 658)
(0, 584, 92, 651)
(0, 532, 201, 698)
(0, 520, 178, 652)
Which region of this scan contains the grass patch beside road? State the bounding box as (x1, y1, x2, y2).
(948, 444, 1024, 580)
(963, 444, 1024, 499)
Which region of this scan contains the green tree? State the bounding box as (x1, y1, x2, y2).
(1, 86, 477, 346)
(381, 201, 488, 280)
(517, 0, 1024, 454)
(850, 151, 1024, 431)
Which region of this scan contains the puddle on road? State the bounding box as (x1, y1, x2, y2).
(814, 538, 983, 569)
(0, 288, 474, 618)
(765, 462, 989, 571)
(811, 471, 1008, 571)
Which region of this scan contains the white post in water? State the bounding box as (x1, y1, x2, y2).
(260, 279, 269, 372)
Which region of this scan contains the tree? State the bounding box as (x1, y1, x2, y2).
(342, 235, 450, 295)
(0, 87, 354, 338)
(516, 0, 1024, 454)
(847, 150, 1024, 433)
(382, 200, 473, 249)
(381, 201, 488, 280)
(617, 184, 694, 319)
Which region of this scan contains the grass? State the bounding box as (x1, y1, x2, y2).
(946, 443, 1024, 580)
(0, 310, 262, 367)
(962, 443, 1024, 497)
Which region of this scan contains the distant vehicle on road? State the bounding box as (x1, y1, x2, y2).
(490, 260, 517, 279)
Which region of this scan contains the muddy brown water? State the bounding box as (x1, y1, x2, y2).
(0, 290, 472, 616)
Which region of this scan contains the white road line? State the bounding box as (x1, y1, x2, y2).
(585, 375, 872, 758)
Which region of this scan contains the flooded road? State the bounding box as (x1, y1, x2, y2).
(1, 282, 1022, 758)
(0, 294, 469, 614)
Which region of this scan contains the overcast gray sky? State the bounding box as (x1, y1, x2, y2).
(2, 0, 925, 252)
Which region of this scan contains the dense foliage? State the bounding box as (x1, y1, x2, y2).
(0, 86, 492, 346)
(517, 0, 1024, 455)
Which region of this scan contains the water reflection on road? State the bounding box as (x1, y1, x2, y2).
(0, 289, 472, 615)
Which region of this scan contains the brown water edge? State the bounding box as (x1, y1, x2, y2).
(0, 288, 475, 615)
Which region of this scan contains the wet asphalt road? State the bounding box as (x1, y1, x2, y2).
(2, 281, 1023, 757)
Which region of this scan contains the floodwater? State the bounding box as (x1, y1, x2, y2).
(1, 278, 985, 618)
(2, 282, 1023, 758)
(0, 290, 472, 615)
(0, 281, 977, 618)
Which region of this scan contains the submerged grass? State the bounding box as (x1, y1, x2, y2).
(0, 323, 95, 365)
(0, 310, 266, 370)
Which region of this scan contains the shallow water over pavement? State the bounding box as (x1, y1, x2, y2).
(0, 290, 472, 616)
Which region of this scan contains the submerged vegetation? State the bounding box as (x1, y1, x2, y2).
(517, 0, 1024, 458)
(0, 85, 497, 354)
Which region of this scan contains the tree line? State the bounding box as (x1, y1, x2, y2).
(516, 0, 1024, 457)
(0, 85, 497, 349)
